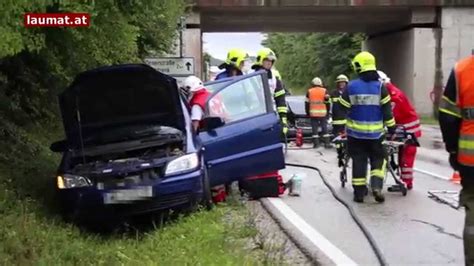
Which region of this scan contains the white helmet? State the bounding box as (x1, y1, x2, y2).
(311, 77, 323, 86)
(377, 70, 391, 84)
(182, 75, 204, 93)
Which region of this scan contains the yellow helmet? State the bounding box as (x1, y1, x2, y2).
(351, 51, 377, 73)
(335, 74, 349, 83)
(256, 48, 277, 66)
(225, 48, 249, 69)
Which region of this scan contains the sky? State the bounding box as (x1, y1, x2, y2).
(203, 32, 265, 60)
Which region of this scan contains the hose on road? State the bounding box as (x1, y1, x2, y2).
(285, 162, 389, 266)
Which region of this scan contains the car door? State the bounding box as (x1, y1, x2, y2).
(199, 71, 285, 186)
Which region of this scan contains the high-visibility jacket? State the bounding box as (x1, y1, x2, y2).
(339, 79, 396, 139)
(386, 83, 422, 138)
(306, 86, 329, 118)
(439, 56, 474, 166)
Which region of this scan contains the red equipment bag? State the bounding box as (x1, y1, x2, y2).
(211, 185, 227, 203)
(240, 171, 286, 199)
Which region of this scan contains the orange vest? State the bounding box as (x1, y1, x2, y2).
(456, 56, 474, 166)
(308, 86, 327, 117)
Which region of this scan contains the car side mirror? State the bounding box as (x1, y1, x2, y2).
(202, 116, 225, 131)
(50, 140, 68, 152)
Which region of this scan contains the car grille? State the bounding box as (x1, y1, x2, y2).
(94, 168, 163, 190)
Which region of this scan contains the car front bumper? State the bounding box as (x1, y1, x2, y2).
(58, 169, 203, 220)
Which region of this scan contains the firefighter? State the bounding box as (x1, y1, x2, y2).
(339, 51, 396, 203)
(331, 74, 349, 136)
(216, 48, 249, 80)
(378, 70, 422, 190)
(306, 77, 331, 148)
(438, 55, 474, 265)
(273, 68, 291, 95)
(252, 48, 288, 136)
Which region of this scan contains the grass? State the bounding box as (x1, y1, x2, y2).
(420, 115, 439, 125)
(0, 116, 278, 265)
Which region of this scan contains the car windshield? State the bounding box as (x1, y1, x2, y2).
(287, 96, 306, 115)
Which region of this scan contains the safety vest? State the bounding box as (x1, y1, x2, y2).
(308, 87, 327, 118)
(455, 56, 474, 166)
(346, 79, 385, 140)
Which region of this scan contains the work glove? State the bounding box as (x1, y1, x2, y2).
(449, 152, 460, 171)
(281, 117, 288, 135)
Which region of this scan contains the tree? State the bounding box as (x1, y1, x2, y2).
(0, 0, 187, 127)
(263, 32, 364, 93)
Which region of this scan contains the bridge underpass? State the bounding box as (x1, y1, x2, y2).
(175, 0, 474, 115)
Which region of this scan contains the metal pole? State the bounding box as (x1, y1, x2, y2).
(179, 16, 185, 58)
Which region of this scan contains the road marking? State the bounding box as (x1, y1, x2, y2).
(267, 197, 358, 266)
(414, 167, 450, 180)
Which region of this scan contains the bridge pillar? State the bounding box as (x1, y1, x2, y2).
(168, 12, 203, 80)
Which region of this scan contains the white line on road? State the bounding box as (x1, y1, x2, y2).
(414, 167, 450, 180)
(267, 197, 358, 266)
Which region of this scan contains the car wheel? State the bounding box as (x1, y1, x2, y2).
(201, 160, 214, 210)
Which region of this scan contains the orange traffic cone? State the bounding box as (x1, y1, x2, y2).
(451, 171, 461, 184)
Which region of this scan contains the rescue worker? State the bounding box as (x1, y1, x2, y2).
(438, 54, 474, 265)
(331, 74, 349, 166)
(305, 77, 331, 148)
(216, 48, 249, 80)
(339, 51, 396, 203)
(251, 48, 288, 136)
(330, 74, 349, 136)
(182, 75, 210, 131)
(378, 70, 422, 190)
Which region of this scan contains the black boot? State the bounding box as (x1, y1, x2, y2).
(313, 139, 320, 148)
(372, 188, 385, 203)
(353, 186, 367, 203)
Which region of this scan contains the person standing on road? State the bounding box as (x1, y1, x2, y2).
(330, 74, 349, 136)
(378, 70, 422, 190)
(438, 55, 474, 265)
(305, 77, 331, 148)
(331, 74, 350, 166)
(339, 51, 396, 203)
(252, 48, 288, 136)
(216, 48, 249, 80)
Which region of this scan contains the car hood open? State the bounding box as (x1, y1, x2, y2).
(58, 64, 185, 148)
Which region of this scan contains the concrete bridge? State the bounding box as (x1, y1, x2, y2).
(175, 0, 474, 115)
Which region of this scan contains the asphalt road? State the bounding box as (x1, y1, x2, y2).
(275, 146, 464, 265)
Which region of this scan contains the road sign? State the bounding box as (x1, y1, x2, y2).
(144, 57, 195, 76)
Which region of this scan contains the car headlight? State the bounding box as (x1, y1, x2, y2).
(165, 153, 199, 176)
(57, 174, 92, 189)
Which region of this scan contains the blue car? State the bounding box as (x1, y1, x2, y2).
(50, 64, 285, 221)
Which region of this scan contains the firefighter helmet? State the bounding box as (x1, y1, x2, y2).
(335, 74, 349, 83)
(225, 48, 249, 70)
(256, 48, 277, 66)
(352, 51, 377, 74)
(311, 77, 323, 86)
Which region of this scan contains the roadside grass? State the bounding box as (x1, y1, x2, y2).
(420, 115, 439, 125)
(0, 117, 278, 265)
